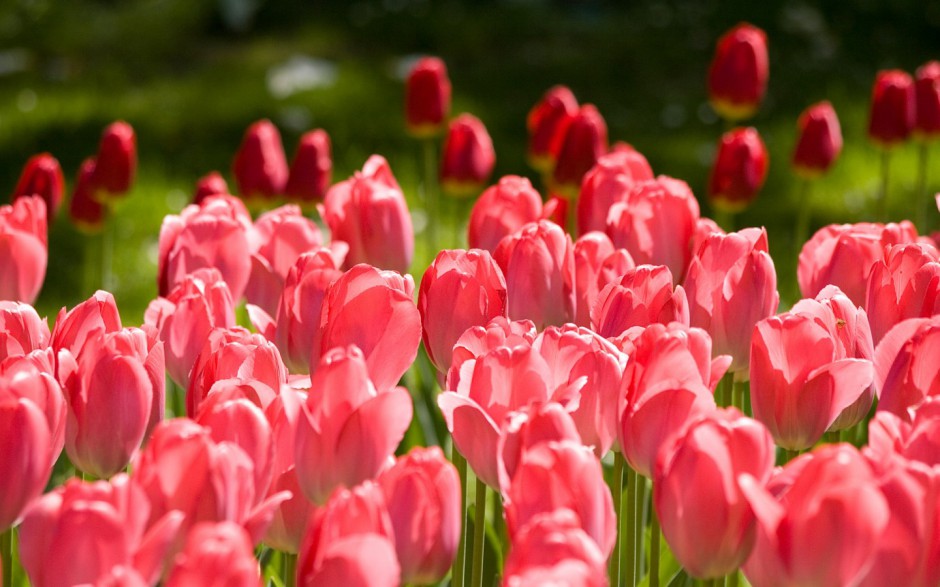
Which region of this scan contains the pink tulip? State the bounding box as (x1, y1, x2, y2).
(467, 176, 544, 254)
(165, 522, 261, 586)
(494, 220, 576, 330)
(285, 128, 332, 205)
(740, 444, 890, 587)
(297, 482, 399, 587)
(866, 243, 940, 344)
(875, 316, 940, 419)
(577, 147, 654, 236)
(316, 263, 421, 390)
(502, 509, 607, 587)
(0, 301, 49, 361)
(91, 121, 137, 201)
(294, 346, 412, 504)
(245, 204, 325, 316)
(497, 401, 584, 494)
(551, 104, 608, 198)
(12, 152, 64, 221)
(446, 316, 538, 392)
(592, 265, 690, 338)
(0, 397, 51, 531)
(377, 447, 461, 585)
(232, 119, 288, 203)
(868, 397, 940, 467)
(321, 155, 413, 273)
(504, 440, 616, 558)
(417, 248, 507, 375)
(192, 171, 229, 206)
(684, 228, 779, 374)
(186, 327, 287, 417)
(526, 85, 578, 173)
(440, 113, 496, 197)
(50, 289, 122, 359)
(798, 221, 918, 306)
(158, 194, 253, 300)
(0, 195, 47, 304)
(653, 408, 775, 579)
(0, 351, 66, 467)
(573, 231, 634, 328)
(18, 475, 184, 587)
(606, 176, 700, 281)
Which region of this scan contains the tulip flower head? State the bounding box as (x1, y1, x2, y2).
(868, 70, 915, 149)
(69, 158, 107, 233)
(192, 171, 230, 206)
(708, 23, 769, 121)
(90, 121, 137, 203)
(165, 522, 262, 586)
(440, 113, 496, 198)
(551, 104, 608, 199)
(526, 85, 578, 173)
(232, 119, 289, 204)
(467, 175, 544, 254)
(915, 61, 940, 141)
(577, 145, 654, 236)
(285, 128, 332, 205)
(0, 195, 47, 304)
(405, 56, 451, 138)
(12, 152, 64, 221)
(792, 101, 843, 179)
(708, 127, 768, 213)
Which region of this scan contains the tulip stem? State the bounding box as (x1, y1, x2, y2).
(794, 178, 812, 256)
(635, 475, 648, 579)
(732, 377, 747, 415)
(877, 149, 891, 221)
(608, 452, 625, 585)
(423, 138, 439, 253)
(917, 142, 930, 232)
(1, 527, 12, 587)
(623, 466, 636, 586)
(649, 501, 660, 587)
(283, 552, 297, 587)
(728, 570, 740, 587)
(452, 450, 467, 587)
(470, 476, 487, 587)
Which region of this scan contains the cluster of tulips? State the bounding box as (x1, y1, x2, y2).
(3, 19, 940, 587)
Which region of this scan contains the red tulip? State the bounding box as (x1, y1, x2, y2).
(18, 474, 184, 587)
(0, 301, 49, 362)
(165, 522, 261, 586)
(232, 119, 289, 203)
(91, 121, 137, 201)
(792, 101, 843, 179)
(915, 61, 940, 140)
(740, 445, 890, 587)
(551, 104, 608, 198)
(192, 171, 229, 206)
(0, 195, 47, 304)
(592, 265, 690, 339)
(866, 243, 940, 345)
(378, 447, 461, 585)
(467, 175, 543, 253)
(405, 57, 451, 138)
(285, 128, 332, 204)
(0, 396, 52, 531)
(708, 23, 768, 121)
(708, 127, 768, 213)
(798, 221, 919, 307)
(875, 316, 940, 419)
(868, 70, 915, 148)
(494, 220, 576, 330)
(683, 227, 778, 374)
(526, 85, 578, 173)
(158, 194, 253, 300)
(321, 155, 413, 273)
(12, 153, 64, 220)
(440, 113, 496, 197)
(654, 408, 775, 579)
(69, 157, 107, 233)
(418, 248, 507, 375)
(606, 176, 700, 280)
(294, 346, 412, 504)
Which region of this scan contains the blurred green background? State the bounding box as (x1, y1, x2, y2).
(1, 0, 938, 323)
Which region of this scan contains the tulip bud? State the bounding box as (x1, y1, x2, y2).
(0, 195, 47, 304)
(232, 119, 289, 203)
(577, 145, 653, 236)
(440, 113, 496, 197)
(708, 23, 769, 121)
(192, 171, 229, 206)
(12, 153, 64, 221)
(792, 101, 843, 179)
(551, 104, 608, 199)
(526, 85, 578, 173)
(708, 127, 768, 213)
(915, 61, 940, 141)
(868, 70, 915, 148)
(467, 175, 543, 254)
(50, 290, 122, 361)
(285, 128, 332, 205)
(69, 158, 107, 233)
(405, 57, 451, 138)
(91, 121, 137, 202)
(0, 397, 52, 531)
(592, 265, 690, 338)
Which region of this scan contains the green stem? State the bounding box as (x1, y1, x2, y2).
(823, 430, 840, 444)
(731, 377, 747, 415)
(917, 143, 930, 233)
(649, 499, 660, 587)
(2, 527, 12, 587)
(635, 474, 648, 580)
(423, 138, 439, 254)
(877, 149, 891, 222)
(470, 476, 487, 587)
(623, 466, 636, 586)
(284, 552, 297, 587)
(712, 208, 734, 233)
(608, 452, 625, 585)
(727, 570, 740, 587)
(782, 448, 800, 464)
(794, 178, 812, 255)
(452, 451, 468, 587)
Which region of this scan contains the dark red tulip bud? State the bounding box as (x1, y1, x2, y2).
(405, 57, 451, 138)
(90, 121, 136, 202)
(12, 153, 64, 220)
(868, 70, 915, 148)
(792, 101, 842, 179)
(708, 127, 768, 213)
(915, 61, 940, 140)
(285, 128, 332, 205)
(440, 114, 495, 197)
(708, 23, 769, 121)
(232, 119, 289, 203)
(192, 171, 229, 206)
(551, 104, 608, 199)
(70, 158, 107, 233)
(527, 85, 578, 173)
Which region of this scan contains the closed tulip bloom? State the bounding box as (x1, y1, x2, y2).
(874, 316, 940, 419)
(494, 220, 576, 330)
(91, 121, 137, 201)
(51, 290, 122, 360)
(869, 70, 915, 148)
(527, 85, 578, 172)
(440, 113, 496, 197)
(797, 221, 918, 306)
(654, 408, 775, 579)
(592, 265, 690, 338)
(574, 232, 625, 328)
(295, 346, 413, 504)
(866, 243, 940, 344)
(321, 155, 413, 273)
(792, 101, 843, 179)
(551, 104, 608, 199)
(12, 152, 64, 220)
(708, 23, 768, 121)
(683, 227, 779, 374)
(192, 171, 229, 206)
(467, 175, 544, 254)
(915, 61, 940, 139)
(868, 397, 940, 467)
(405, 57, 451, 138)
(378, 447, 461, 585)
(18, 474, 184, 587)
(740, 444, 890, 587)
(232, 119, 288, 203)
(165, 522, 261, 586)
(285, 128, 332, 204)
(0, 351, 66, 467)
(418, 248, 507, 375)
(577, 146, 654, 236)
(708, 127, 768, 213)
(69, 157, 107, 233)
(446, 316, 538, 391)
(606, 176, 700, 280)
(0, 195, 47, 304)
(0, 301, 49, 361)
(0, 396, 51, 531)
(497, 402, 584, 494)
